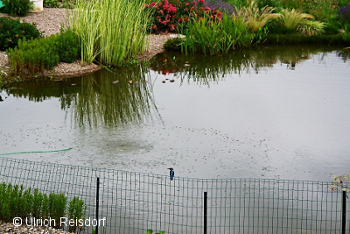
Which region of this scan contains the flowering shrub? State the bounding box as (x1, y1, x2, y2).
(204, 0, 235, 15)
(145, 0, 222, 33)
(330, 175, 350, 192)
(338, 4, 350, 24)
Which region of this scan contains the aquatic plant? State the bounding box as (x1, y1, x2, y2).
(180, 12, 256, 55)
(71, 0, 151, 66)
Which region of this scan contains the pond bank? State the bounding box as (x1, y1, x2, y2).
(0, 8, 174, 80)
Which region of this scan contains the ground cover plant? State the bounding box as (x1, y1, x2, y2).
(0, 182, 86, 229)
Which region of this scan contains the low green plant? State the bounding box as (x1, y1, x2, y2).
(146, 229, 165, 234)
(7, 37, 60, 75)
(0, 17, 42, 51)
(7, 28, 80, 76)
(1, 0, 33, 16)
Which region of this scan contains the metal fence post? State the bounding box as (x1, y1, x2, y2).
(96, 177, 100, 234)
(342, 191, 346, 234)
(204, 191, 207, 234)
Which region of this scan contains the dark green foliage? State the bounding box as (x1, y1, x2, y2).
(164, 38, 182, 51)
(7, 28, 80, 76)
(44, 0, 60, 8)
(0, 17, 41, 51)
(323, 23, 341, 35)
(56, 28, 81, 63)
(44, 0, 75, 8)
(0, 182, 85, 228)
(1, 0, 33, 16)
(257, 0, 281, 10)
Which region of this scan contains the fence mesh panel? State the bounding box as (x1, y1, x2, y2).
(0, 157, 347, 234)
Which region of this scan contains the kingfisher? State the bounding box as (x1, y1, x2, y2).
(168, 168, 174, 180)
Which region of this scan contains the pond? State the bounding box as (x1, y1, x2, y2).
(1, 45, 349, 182)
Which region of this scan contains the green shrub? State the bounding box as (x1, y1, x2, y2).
(2, 0, 33, 16)
(7, 28, 80, 75)
(0, 17, 42, 51)
(8, 37, 60, 75)
(56, 28, 81, 63)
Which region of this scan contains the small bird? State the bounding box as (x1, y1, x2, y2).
(168, 168, 174, 180)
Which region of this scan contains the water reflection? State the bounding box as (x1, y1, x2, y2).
(5, 65, 160, 127)
(150, 45, 344, 85)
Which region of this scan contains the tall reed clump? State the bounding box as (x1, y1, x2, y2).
(180, 13, 256, 55)
(70, 0, 151, 66)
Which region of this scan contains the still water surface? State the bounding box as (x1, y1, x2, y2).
(1, 45, 349, 181)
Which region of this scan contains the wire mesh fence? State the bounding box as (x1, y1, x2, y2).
(0, 157, 348, 234)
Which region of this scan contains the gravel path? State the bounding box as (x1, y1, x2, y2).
(0, 8, 173, 78)
(0, 220, 75, 234)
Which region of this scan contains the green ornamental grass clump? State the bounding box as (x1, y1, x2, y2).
(0, 182, 86, 229)
(0, 17, 42, 51)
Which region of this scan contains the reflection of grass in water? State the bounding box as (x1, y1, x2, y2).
(64, 65, 160, 128)
(151, 45, 341, 86)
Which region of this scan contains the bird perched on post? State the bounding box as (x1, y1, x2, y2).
(168, 168, 174, 180)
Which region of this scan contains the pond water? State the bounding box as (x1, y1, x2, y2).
(1, 45, 349, 182)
